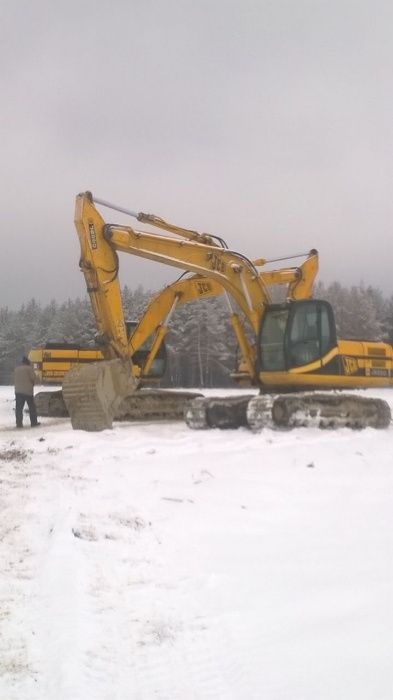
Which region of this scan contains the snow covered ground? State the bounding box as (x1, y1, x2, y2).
(1, 385, 393, 699)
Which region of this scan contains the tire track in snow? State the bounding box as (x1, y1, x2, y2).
(0, 445, 54, 698)
(32, 500, 97, 700)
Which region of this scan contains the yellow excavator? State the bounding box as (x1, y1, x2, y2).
(43, 191, 392, 431)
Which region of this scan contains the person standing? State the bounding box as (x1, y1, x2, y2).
(14, 356, 40, 428)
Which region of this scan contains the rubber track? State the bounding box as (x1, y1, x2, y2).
(272, 393, 392, 429)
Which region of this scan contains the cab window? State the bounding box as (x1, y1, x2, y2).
(259, 308, 289, 370)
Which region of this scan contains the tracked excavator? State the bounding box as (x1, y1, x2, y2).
(47, 192, 391, 431)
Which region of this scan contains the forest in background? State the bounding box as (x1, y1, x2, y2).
(1, 281, 393, 386)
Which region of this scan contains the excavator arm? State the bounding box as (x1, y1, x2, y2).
(255, 250, 318, 300)
(74, 191, 272, 341)
(74, 192, 318, 381)
(72, 189, 276, 410)
(129, 274, 227, 379)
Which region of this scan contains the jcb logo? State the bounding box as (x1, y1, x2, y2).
(210, 253, 225, 273)
(196, 281, 212, 295)
(342, 356, 358, 375)
(88, 221, 98, 250)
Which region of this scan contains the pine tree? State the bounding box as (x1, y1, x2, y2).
(2, 277, 393, 386)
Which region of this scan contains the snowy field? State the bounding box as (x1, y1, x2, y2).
(1, 384, 393, 700)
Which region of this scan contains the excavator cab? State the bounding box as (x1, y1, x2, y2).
(259, 300, 337, 375)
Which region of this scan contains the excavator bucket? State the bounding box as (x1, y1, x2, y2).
(62, 359, 137, 431)
(35, 390, 68, 417)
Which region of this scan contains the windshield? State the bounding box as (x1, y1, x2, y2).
(259, 308, 289, 370)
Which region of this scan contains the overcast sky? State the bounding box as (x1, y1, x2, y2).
(2, 0, 393, 308)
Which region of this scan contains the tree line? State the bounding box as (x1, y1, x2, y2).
(1, 281, 393, 386)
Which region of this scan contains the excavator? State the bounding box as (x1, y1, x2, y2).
(39, 191, 392, 431)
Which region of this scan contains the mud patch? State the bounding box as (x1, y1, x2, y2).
(72, 527, 98, 541)
(0, 447, 31, 462)
(110, 514, 148, 530)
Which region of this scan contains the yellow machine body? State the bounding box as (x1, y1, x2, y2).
(28, 346, 103, 384)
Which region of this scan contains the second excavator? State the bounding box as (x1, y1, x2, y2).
(48, 192, 391, 431)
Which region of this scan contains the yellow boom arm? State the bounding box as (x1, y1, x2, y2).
(74, 192, 318, 373)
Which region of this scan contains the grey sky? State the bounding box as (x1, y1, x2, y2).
(2, 0, 393, 308)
